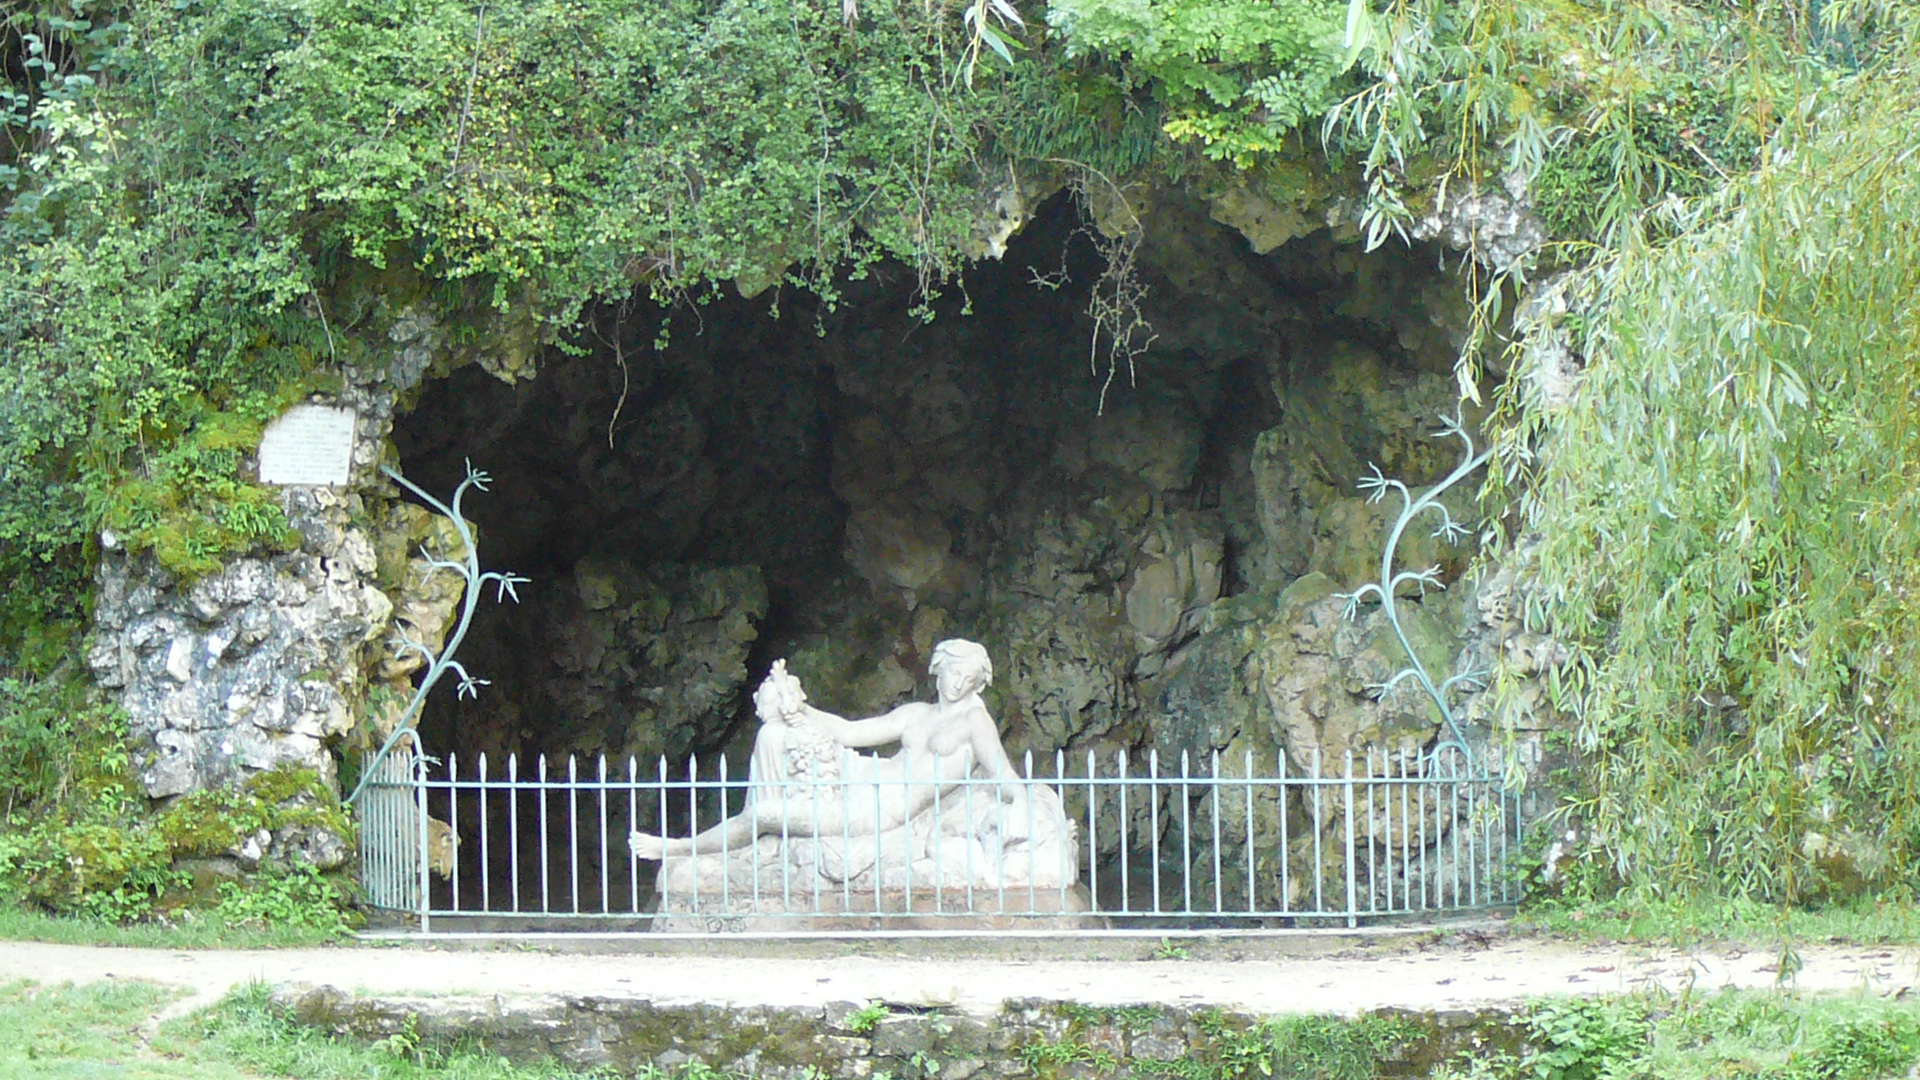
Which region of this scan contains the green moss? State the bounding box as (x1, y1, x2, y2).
(96, 372, 331, 579)
(155, 765, 354, 860)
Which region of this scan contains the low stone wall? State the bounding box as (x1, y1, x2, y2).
(274, 986, 1518, 1079)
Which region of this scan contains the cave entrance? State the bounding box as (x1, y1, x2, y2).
(392, 192, 1478, 773)
(385, 191, 1490, 922)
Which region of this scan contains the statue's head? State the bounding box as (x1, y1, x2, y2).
(754, 659, 807, 724)
(928, 638, 992, 702)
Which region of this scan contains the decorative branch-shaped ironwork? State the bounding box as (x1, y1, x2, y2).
(344, 461, 527, 805)
(1335, 413, 1491, 765)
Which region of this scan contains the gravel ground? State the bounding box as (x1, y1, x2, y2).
(2, 930, 1916, 1031)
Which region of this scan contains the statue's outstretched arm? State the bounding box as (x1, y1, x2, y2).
(802, 703, 908, 749)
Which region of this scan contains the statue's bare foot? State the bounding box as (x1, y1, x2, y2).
(629, 830, 666, 860)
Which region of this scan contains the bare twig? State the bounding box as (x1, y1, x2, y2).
(448, 3, 488, 179)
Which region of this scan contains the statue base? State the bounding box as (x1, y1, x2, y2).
(650, 885, 1096, 932)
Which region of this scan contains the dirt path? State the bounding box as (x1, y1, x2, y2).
(3, 932, 1917, 1029)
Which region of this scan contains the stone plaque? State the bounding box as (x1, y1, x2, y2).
(259, 405, 357, 486)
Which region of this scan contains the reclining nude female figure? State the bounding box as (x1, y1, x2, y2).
(628, 638, 1023, 860)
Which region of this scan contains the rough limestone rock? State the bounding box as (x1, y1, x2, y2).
(85, 304, 457, 864)
(1249, 573, 1464, 774)
(536, 556, 768, 763)
(1089, 399, 1206, 492)
(88, 492, 393, 806)
(1410, 178, 1547, 271)
(1208, 183, 1318, 254)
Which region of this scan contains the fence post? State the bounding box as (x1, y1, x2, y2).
(415, 741, 432, 934)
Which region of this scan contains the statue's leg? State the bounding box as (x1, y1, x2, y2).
(630, 807, 761, 860)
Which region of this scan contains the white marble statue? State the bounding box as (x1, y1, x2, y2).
(631, 640, 1081, 925)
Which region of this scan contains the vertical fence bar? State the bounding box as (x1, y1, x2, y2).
(904, 747, 916, 920)
(656, 755, 669, 916)
(1364, 749, 1376, 916)
(1419, 752, 1431, 909)
(1469, 766, 1483, 908)
(1085, 751, 1098, 914)
(1501, 772, 1514, 903)
(841, 748, 853, 916)
(597, 755, 610, 915)
(509, 753, 522, 914)
(1179, 750, 1193, 915)
(687, 752, 700, 919)
(718, 752, 731, 916)
(784, 768, 799, 921)
(1398, 752, 1411, 913)
(873, 750, 886, 916)
(1058, 750, 1069, 916)
(1025, 750, 1036, 915)
(1210, 750, 1223, 914)
(1369, 749, 1380, 915)
(627, 757, 639, 914)
(1311, 749, 1323, 914)
(1149, 748, 1162, 914)
(1244, 750, 1255, 915)
(538, 755, 551, 913)
(448, 752, 461, 913)
(1379, 751, 1392, 914)
(1278, 750, 1289, 915)
(1450, 754, 1462, 906)
(358, 755, 374, 909)
(568, 756, 581, 914)
(479, 753, 491, 913)
(1118, 750, 1130, 914)
(995, 751, 1008, 916)
(1343, 750, 1357, 928)
(963, 749, 974, 917)
(748, 752, 761, 916)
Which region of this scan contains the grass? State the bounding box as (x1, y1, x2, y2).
(0, 903, 353, 950)
(0, 979, 636, 1080)
(0, 979, 242, 1080)
(1512, 894, 1920, 949)
(1439, 989, 1920, 1080)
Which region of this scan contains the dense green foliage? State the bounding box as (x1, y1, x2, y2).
(1048, 0, 1350, 165)
(1494, 26, 1920, 900)
(0, 0, 1084, 623)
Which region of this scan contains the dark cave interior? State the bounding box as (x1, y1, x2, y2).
(391, 191, 1478, 777)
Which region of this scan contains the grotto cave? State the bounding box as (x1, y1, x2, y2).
(392, 191, 1489, 797)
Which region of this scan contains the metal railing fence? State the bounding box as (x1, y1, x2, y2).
(359, 743, 1528, 932)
